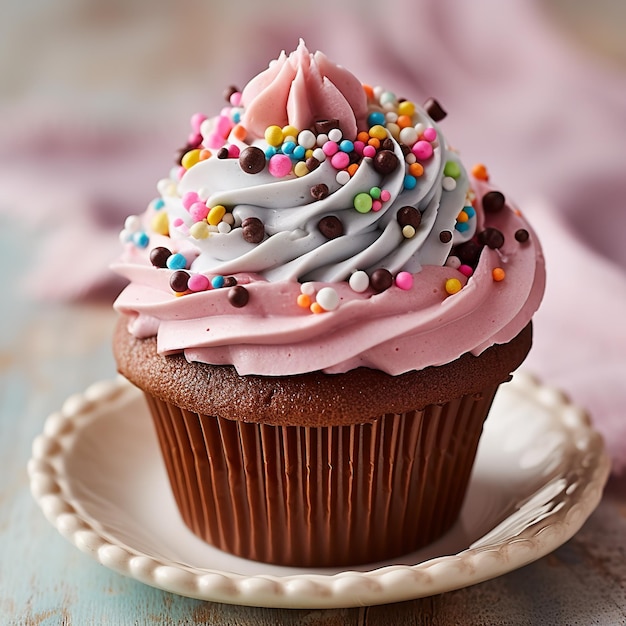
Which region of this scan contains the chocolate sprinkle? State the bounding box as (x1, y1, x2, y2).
(314, 119, 340, 134)
(482, 191, 506, 213)
(239, 146, 266, 174)
(478, 227, 505, 249)
(373, 150, 399, 175)
(306, 156, 321, 172)
(217, 147, 229, 159)
(241, 217, 265, 243)
(423, 98, 447, 122)
(454, 240, 482, 266)
(310, 183, 330, 200)
(515, 228, 530, 243)
(381, 138, 395, 152)
(223, 276, 238, 287)
(396, 206, 421, 229)
(439, 230, 453, 243)
(370, 268, 393, 293)
(150, 246, 172, 268)
(228, 285, 249, 308)
(169, 270, 190, 292)
(318, 215, 344, 239)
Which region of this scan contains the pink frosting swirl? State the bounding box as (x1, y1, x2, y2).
(240, 39, 368, 140)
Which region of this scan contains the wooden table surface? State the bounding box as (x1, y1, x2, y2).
(1, 217, 625, 625)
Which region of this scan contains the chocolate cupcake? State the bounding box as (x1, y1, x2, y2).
(112, 41, 545, 567)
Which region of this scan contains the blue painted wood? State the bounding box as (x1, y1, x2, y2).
(1, 214, 625, 625)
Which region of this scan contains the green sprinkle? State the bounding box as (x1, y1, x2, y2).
(369, 186, 381, 200)
(443, 160, 461, 179)
(354, 192, 373, 213)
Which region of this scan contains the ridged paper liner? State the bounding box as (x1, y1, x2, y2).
(144, 386, 499, 567)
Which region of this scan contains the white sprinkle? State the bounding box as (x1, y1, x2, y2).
(124, 215, 141, 232)
(316, 287, 340, 311)
(217, 222, 231, 233)
(442, 176, 457, 191)
(300, 282, 316, 296)
(399, 127, 418, 146)
(446, 255, 461, 269)
(349, 270, 370, 293)
(298, 129, 316, 149)
(118, 228, 132, 244)
(312, 147, 326, 162)
(328, 128, 343, 143)
(316, 133, 329, 147)
(385, 111, 398, 123)
(336, 170, 350, 186)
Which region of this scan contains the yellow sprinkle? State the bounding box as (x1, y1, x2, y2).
(207, 205, 226, 226)
(445, 278, 463, 295)
(402, 225, 416, 239)
(151, 212, 169, 236)
(294, 161, 309, 177)
(305, 149, 314, 159)
(369, 124, 387, 140)
(282, 125, 299, 140)
(189, 221, 210, 239)
(265, 125, 284, 147)
(397, 100, 416, 117)
(181, 149, 202, 170)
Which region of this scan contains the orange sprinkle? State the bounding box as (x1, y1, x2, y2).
(199, 149, 212, 161)
(347, 163, 359, 177)
(232, 124, 247, 141)
(297, 294, 311, 308)
(310, 302, 324, 314)
(492, 268, 506, 282)
(456, 210, 469, 223)
(362, 84, 375, 101)
(408, 162, 424, 177)
(471, 163, 489, 181)
(397, 115, 412, 129)
(367, 137, 381, 149)
(357, 131, 370, 143)
(174, 291, 189, 297)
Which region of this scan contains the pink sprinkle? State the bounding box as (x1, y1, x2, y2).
(423, 127, 437, 142)
(190, 202, 209, 222)
(330, 151, 350, 170)
(268, 154, 292, 177)
(190, 113, 207, 132)
(380, 189, 391, 202)
(187, 132, 202, 145)
(206, 132, 224, 149)
(182, 192, 200, 210)
(228, 144, 241, 158)
(176, 166, 186, 180)
(172, 218, 184, 227)
(459, 264, 474, 277)
(188, 274, 211, 292)
(395, 271, 414, 290)
(362, 145, 376, 158)
(412, 140, 433, 160)
(353, 140, 365, 156)
(229, 92, 242, 107)
(216, 115, 233, 138)
(322, 141, 339, 156)
(372, 200, 383, 212)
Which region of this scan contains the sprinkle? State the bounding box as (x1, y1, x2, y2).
(211, 275, 225, 289)
(369, 186, 381, 200)
(228, 285, 250, 307)
(190, 112, 207, 132)
(306, 156, 321, 172)
(412, 140, 433, 161)
(268, 153, 293, 177)
(282, 125, 299, 140)
(328, 128, 343, 143)
(311, 183, 330, 200)
(151, 212, 169, 236)
(339, 139, 354, 153)
(310, 302, 325, 314)
(395, 271, 413, 290)
(456, 210, 469, 223)
(472, 163, 489, 181)
(373, 150, 399, 174)
(478, 227, 505, 249)
(369, 125, 387, 140)
(354, 192, 373, 213)
(231, 124, 247, 142)
(330, 151, 350, 169)
(397, 114, 412, 129)
(316, 287, 340, 311)
(372, 200, 383, 212)
(367, 112, 386, 127)
(357, 131, 370, 143)
(239, 146, 266, 174)
(370, 268, 393, 293)
(294, 161, 309, 177)
(208, 205, 226, 226)
(292, 145, 306, 160)
(442, 177, 457, 191)
(167, 253, 187, 270)
(362, 145, 377, 158)
(241, 217, 265, 243)
(125, 215, 142, 232)
(404, 175, 417, 190)
(153, 198, 165, 210)
(349, 270, 370, 293)
(492, 267, 506, 282)
(397, 205, 421, 228)
(312, 147, 326, 162)
(170, 270, 190, 293)
(422, 127, 437, 142)
(515, 229, 530, 243)
(482, 191, 506, 213)
(402, 225, 416, 238)
(217, 222, 231, 234)
(446, 255, 461, 269)
(423, 98, 447, 122)
(408, 162, 424, 178)
(282, 140, 296, 155)
(322, 141, 339, 156)
(443, 160, 461, 179)
(297, 293, 311, 308)
(298, 130, 316, 149)
(336, 170, 350, 185)
(459, 264, 473, 277)
(149, 246, 171, 268)
(188, 274, 210, 292)
(181, 149, 202, 170)
(399, 127, 418, 146)
(318, 215, 344, 239)
(397, 101, 416, 117)
(132, 231, 149, 248)
(300, 282, 316, 296)
(445, 278, 462, 295)
(380, 189, 391, 202)
(190, 202, 209, 222)
(439, 230, 452, 243)
(227, 144, 241, 158)
(347, 163, 359, 177)
(265, 125, 283, 146)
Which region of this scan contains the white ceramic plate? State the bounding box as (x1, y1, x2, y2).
(28, 372, 610, 609)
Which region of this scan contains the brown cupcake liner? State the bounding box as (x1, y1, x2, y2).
(143, 384, 500, 568)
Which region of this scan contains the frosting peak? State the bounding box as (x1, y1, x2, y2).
(240, 40, 368, 140)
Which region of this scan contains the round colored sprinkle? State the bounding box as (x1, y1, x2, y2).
(300, 282, 316, 296)
(412, 140, 433, 160)
(182, 191, 200, 210)
(208, 205, 226, 226)
(190, 201, 209, 222)
(239, 146, 266, 174)
(399, 127, 418, 146)
(132, 231, 149, 248)
(443, 160, 461, 179)
(149, 246, 171, 268)
(349, 270, 370, 293)
(316, 287, 340, 311)
(228, 285, 250, 307)
(151, 212, 169, 236)
(211, 275, 225, 289)
(294, 161, 309, 177)
(442, 177, 457, 191)
(380, 189, 391, 202)
(331, 151, 350, 169)
(268, 153, 292, 177)
(310, 302, 324, 314)
(492, 268, 506, 282)
(472, 163, 489, 180)
(422, 127, 438, 142)
(367, 112, 385, 126)
(125, 215, 141, 232)
(395, 271, 413, 290)
(369, 125, 387, 140)
(297, 293, 311, 308)
(188, 274, 210, 292)
(170, 270, 189, 292)
(328, 128, 343, 143)
(459, 264, 473, 277)
(298, 129, 316, 149)
(241, 217, 265, 243)
(445, 278, 462, 295)
(354, 192, 373, 213)
(402, 225, 416, 238)
(370, 268, 393, 293)
(181, 149, 202, 170)
(265, 125, 284, 146)
(446, 255, 461, 269)
(189, 221, 210, 239)
(403, 175, 417, 190)
(336, 170, 350, 185)
(167, 253, 187, 270)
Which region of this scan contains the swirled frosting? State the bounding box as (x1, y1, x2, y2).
(113, 41, 545, 376)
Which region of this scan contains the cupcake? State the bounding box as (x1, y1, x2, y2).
(112, 41, 545, 567)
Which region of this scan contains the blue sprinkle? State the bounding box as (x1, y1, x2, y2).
(265, 146, 277, 159)
(292, 145, 306, 160)
(455, 221, 471, 233)
(132, 231, 149, 248)
(232, 111, 241, 123)
(166, 253, 187, 270)
(153, 198, 165, 210)
(282, 141, 296, 155)
(403, 175, 417, 190)
(211, 275, 225, 289)
(368, 111, 385, 127)
(464, 206, 476, 218)
(339, 140, 354, 153)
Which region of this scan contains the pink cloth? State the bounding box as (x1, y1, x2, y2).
(2, 0, 624, 471)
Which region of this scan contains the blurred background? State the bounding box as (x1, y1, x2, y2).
(1, 0, 625, 468)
